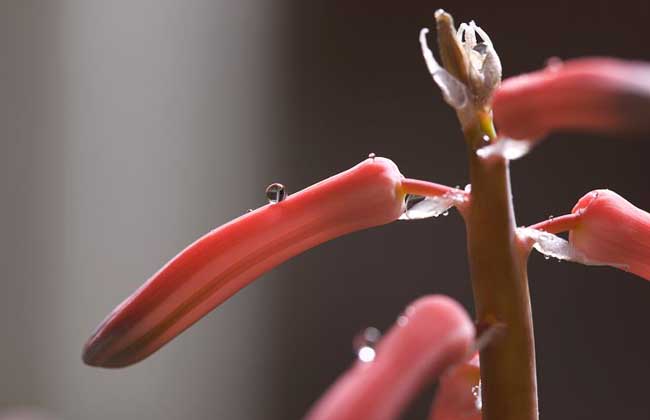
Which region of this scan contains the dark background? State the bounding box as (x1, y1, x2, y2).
(1, 1, 649, 419)
(275, 1, 650, 419)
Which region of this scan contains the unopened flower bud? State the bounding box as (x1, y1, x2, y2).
(432, 10, 502, 108)
(570, 189, 650, 280)
(493, 58, 650, 140)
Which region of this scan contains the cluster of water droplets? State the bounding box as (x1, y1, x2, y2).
(471, 381, 482, 411)
(353, 327, 381, 363)
(399, 187, 468, 221)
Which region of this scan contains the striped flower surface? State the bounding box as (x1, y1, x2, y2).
(83, 157, 468, 368)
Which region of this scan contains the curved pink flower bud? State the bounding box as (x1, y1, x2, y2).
(569, 189, 650, 280)
(527, 189, 650, 280)
(306, 295, 475, 420)
(493, 58, 650, 140)
(83, 157, 467, 368)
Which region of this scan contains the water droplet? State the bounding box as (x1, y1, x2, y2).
(368, 152, 376, 160)
(547, 214, 554, 220)
(247, 209, 253, 213)
(442, 210, 449, 216)
(544, 255, 551, 260)
(265, 183, 287, 204)
(472, 382, 482, 410)
(353, 327, 381, 363)
(482, 134, 491, 143)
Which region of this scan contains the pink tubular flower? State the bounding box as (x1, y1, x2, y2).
(493, 58, 650, 140)
(306, 295, 476, 420)
(569, 189, 650, 280)
(529, 189, 650, 280)
(83, 157, 467, 368)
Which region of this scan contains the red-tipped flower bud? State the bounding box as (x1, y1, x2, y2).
(570, 189, 650, 280)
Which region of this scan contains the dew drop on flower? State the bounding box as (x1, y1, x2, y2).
(368, 152, 376, 160)
(472, 381, 483, 410)
(353, 327, 381, 363)
(265, 183, 287, 204)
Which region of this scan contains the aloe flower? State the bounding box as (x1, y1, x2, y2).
(306, 296, 476, 420)
(83, 157, 467, 367)
(525, 189, 650, 280)
(81, 8, 650, 419)
(493, 58, 650, 140)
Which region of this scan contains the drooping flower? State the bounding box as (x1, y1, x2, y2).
(83, 157, 468, 367)
(493, 58, 650, 140)
(524, 189, 650, 280)
(305, 295, 476, 420)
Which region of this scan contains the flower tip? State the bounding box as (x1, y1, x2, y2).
(81, 315, 144, 368)
(569, 189, 650, 280)
(571, 189, 610, 214)
(434, 9, 450, 21)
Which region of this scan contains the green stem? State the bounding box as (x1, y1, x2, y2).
(465, 117, 538, 420)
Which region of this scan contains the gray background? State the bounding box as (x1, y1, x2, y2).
(2, 1, 649, 419)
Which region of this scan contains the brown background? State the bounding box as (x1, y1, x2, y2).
(2, 1, 649, 419)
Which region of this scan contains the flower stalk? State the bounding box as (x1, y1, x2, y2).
(429, 11, 538, 420)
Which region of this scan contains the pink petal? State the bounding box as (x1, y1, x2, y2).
(493, 58, 650, 140)
(570, 189, 650, 280)
(306, 296, 475, 420)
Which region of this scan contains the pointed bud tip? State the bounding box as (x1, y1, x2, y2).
(82, 329, 139, 368)
(570, 189, 650, 280)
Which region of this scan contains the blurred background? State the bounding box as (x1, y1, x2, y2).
(2, 1, 649, 419)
